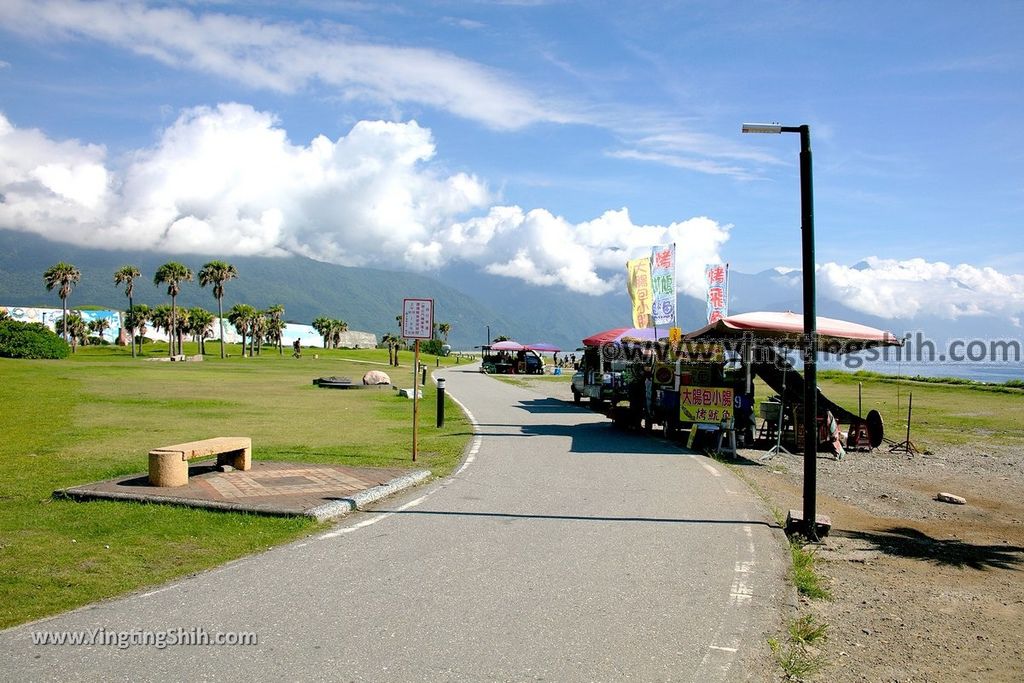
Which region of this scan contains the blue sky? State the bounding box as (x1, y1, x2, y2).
(1, 1, 1022, 321)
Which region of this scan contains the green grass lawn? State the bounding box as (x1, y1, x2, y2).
(0, 344, 471, 628)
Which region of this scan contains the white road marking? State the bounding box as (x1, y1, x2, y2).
(708, 645, 738, 653)
(701, 461, 722, 477)
(446, 389, 482, 477)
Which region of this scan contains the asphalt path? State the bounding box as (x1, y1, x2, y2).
(1, 365, 788, 682)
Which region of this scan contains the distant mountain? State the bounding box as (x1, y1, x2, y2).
(0, 230, 517, 348)
(0, 230, 704, 350)
(4, 229, 1017, 355)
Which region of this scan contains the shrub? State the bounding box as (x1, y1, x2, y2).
(0, 320, 71, 359)
(420, 339, 448, 356)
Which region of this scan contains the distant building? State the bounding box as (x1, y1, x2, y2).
(1, 306, 123, 343)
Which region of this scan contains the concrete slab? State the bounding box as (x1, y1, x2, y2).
(55, 461, 430, 521)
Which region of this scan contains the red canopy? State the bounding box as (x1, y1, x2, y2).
(581, 327, 659, 347)
(685, 311, 902, 346)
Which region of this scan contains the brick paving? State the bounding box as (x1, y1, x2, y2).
(58, 461, 423, 518)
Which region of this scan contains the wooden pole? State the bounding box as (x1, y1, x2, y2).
(413, 338, 420, 462)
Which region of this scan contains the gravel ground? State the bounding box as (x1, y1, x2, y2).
(508, 374, 1024, 682)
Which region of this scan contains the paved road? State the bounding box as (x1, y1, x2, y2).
(1, 365, 787, 682)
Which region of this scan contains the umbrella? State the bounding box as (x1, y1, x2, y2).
(526, 342, 561, 353)
(490, 340, 526, 351)
(684, 311, 902, 348)
(581, 327, 659, 347)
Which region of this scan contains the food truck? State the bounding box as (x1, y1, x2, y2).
(575, 313, 902, 451)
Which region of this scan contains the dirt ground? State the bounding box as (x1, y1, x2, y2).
(507, 375, 1024, 682)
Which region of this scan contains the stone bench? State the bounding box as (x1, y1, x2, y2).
(148, 437, 252, 487)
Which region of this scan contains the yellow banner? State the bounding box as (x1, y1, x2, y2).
(626, 256, 652, 329)
(680, 386, 734, 424)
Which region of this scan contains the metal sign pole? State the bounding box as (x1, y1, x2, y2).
(413, 338, 420, 462)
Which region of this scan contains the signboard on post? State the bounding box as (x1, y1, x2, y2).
(402, 298, 434, 462)
(680, 386, 734, 425)
(402, 298, 434, 339)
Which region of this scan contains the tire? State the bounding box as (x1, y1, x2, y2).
(572, 389, 582, 404)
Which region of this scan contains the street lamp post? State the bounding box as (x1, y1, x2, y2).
(742, 122, 822, 539)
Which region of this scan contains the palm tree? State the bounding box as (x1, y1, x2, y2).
(227, 304, 257, 357)
(43, 262, 81, 342)
(250, 312, 267, 356)
(114, 265, 141, 356)
(153, 262, 193, 357)
(124, 304, 150, 354)
(382, 333, 402, 366)
(87, 317, 111, 345)
(266, 304, 285, 355)
(438, 322, 451, 342)
(188, 307, 215, 355)
(149, 305, 173, 351)
(174, 308, 191, 355)
(312, 316, 331, 349)
(55, 312, 86, 352)
(198, 260, 238, 359)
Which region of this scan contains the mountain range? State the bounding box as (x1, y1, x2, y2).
(1, 229, 1018, 355)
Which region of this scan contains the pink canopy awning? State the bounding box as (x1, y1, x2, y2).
(685, 311, 902, 346)
(526, 342, 561, 353)
(490, 340, 526, 351)
(581, 327, 660, 347)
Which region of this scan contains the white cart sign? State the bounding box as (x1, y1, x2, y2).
(402, 298, 434, 339)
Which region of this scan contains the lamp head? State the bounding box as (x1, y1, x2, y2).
(741, 123, 783, 134)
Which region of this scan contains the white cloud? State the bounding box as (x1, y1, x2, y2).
(450, 207, 729, 295)
(0, 105, 491, 265)
(0, 105, 730, 295)
(0, 0, 577, 130)
(816, 257, 1024, 319)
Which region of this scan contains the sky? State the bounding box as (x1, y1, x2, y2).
(0, 0, 1022, 321)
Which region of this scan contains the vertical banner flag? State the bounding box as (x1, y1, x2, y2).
(705, 263, 729, 324)
(651, 243, 676, 326)
(626, 257, 653, 328)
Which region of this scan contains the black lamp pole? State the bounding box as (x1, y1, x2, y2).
(743, 123, 819, 539)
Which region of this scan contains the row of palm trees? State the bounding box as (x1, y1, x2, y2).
(44, 260, 287, 358)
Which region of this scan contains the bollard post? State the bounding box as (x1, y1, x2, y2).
(421, 364, 427, 386)
(436, 377, 445, 427)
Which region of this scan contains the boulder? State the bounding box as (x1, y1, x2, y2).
(363, 370, 391, 385)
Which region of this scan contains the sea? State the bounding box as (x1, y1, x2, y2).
(818, 359, 1024, 384)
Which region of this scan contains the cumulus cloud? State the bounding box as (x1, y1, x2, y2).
(817, 257, 1024, 319)
(0, 105, 491, 266)
(449, 207, 729, 295)
(0, 0, 577, 130)
(0, 105, 729, 295)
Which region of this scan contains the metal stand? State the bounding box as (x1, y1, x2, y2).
(889, 391, 919, 455)
(762, 364, 792, 461)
